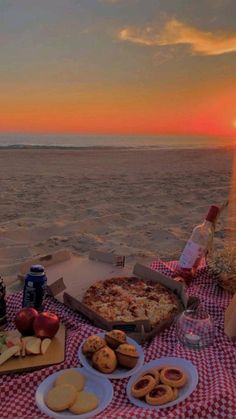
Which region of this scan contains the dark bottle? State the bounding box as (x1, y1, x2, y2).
(0, 276, 7, 329)
(22, 265, 47, 311)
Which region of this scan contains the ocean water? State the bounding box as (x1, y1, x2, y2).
(0, 133, 235, 149)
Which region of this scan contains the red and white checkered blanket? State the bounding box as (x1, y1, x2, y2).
(1, 261, 236, 418)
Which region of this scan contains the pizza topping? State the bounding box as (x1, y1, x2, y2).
(149, 295, 160, 302)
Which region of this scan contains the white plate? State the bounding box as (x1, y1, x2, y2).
(35, 367, 113, 418)
(127, 357, 198, 410)
(78, 332, 144, 379)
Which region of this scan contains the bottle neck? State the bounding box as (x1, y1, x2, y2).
(202, 219, 214, 228)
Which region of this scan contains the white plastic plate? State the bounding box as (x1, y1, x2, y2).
(35, 367, 113, 418)
(126, 357, 198, 409)
(78, 332, 144, 379)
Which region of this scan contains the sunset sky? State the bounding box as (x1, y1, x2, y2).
(0, 0, 236, 136)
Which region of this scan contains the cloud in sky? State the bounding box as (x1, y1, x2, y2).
(118, 18, 236, 56)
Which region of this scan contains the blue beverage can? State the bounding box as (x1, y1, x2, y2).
(22, 265, 47, 311)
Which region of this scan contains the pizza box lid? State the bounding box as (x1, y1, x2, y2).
(17, 250, 190, 343)
(18, 249, 129, 304)
(18, 248, 73, 282)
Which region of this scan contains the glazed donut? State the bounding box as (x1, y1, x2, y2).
(160, 367, 187, 388)
(141, 368, 160, 384)
(145, 384, 173, 405)
(131, 374, 156, 398)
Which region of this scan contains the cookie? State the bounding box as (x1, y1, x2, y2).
(45, 384, 77, 412)
(69, 391, 99, 414)
(145, 384, 174, 406)
(141, 368, 160, 384)
(55, 369, 85, 391)
(160, 367, 187, 388)
(131, 374, 156, 398)
(172, 387, 179, 401)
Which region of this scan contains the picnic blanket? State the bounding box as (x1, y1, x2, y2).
(1, 261, 236, 418)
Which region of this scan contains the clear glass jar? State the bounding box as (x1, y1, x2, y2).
(176, 308, 214, 350)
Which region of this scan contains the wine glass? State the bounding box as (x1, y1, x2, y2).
(176, 308, 214, 350)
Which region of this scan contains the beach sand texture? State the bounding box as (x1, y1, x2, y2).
(0, 148, 234, 285)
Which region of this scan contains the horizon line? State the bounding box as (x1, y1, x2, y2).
(0, 131, 235, 139)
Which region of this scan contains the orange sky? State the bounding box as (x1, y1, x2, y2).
(1, 80, 235, 136)
(0, 1, 236, 137)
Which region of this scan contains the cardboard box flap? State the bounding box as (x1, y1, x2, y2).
(20, 248, 72, 273)
(46, 251, 130, 303)
(18, 249, 72, 281)
(89, 250, 125, 267)
(133, 263, 188, 308)
(46, 277, 66, 297)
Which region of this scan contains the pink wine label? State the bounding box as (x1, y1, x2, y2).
(179, 240, 204, 269)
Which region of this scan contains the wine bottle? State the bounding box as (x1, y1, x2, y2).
(177, 205, 219, 280)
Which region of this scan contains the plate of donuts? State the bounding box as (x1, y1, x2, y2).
(126, 357, 198, 409)
(78, 331, 144, 379)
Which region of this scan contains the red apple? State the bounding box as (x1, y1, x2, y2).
(33, 312, 60, 338)
(15, 307, 39, 335)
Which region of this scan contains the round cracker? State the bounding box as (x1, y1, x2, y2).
(55, 369, 85, 391)
(45, 384, 77, 412)
(69, 391, 99, 414)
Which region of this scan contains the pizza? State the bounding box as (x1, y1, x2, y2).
(82, 276, 183, 327)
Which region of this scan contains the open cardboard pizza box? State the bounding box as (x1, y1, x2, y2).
(18, 249, 189, 343)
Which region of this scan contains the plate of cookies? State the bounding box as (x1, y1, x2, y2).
(126, 357, 198, 409)
(78, 330, 144, 379)
(36, 367, 113, 418)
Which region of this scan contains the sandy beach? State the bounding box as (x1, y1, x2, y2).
(0, 147, 234, 286)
